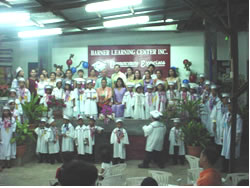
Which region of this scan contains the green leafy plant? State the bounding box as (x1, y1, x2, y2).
(10, 121, 35, 146)
(179, 99, 202, 122)
(181, 120, 211, 148)
(21, 94, 47, 124)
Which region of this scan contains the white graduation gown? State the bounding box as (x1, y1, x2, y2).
(10, 109, 19, 159)
(46, 127, 60, 154)
(16, 88, 31, 104)
(142, 121, 166, 152)
(122, 91, 134, 118)
(221, 113, 242, 159)
(34, 127, 48, 154)
(133, 93, 145, 119)
(179, 91, 191, 101)
(61, 123, 75, 152)
(62, 91, 75, 118)
(166, 89, 180, 105)
(144, 92, 156, 119)
(83, 88, 98, 116)
(0, 117, 16, 160)
(110, 128, 129, 159)
(169, 127, 185, 155)
(14, 98, 23, 115)
(155, 91, 167, 113)
(37, 80, 48, 97)
(73, 88, 85, 117)
(85, 125, 104, 154)
(74, 125, 88, 155)
(52, 87, 64, 100)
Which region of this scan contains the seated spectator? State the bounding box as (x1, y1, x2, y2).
(195, 147, 222, 186)
(141, 177, 158, 186)
(60, 160, 98, 186)
(99, 144, 113, 179)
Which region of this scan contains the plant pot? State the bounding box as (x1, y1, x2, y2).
(187, 145, 202, 157)
(16, 144, 27, 158)
(189, 74, 197, 83)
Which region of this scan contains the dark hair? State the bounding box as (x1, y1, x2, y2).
(64, 82, 72, 91)
(99, 144, 112, 163)
(39, 73, 46, 78)
(101, 78, 107, 83)
(115, 77, 125, 88)
(65, 69, 72, 74)
(61, 152, 74, 164)
(168, 68, 177, 78)
(2, 109, 12, 121)
(114, 64, 120, 68)
(16, 70, 23, 79)
(134, 69, 142, 80)
(141, 177, 158, 186)
(202, 147, 219, 165)
(126, 67, 134, 78)
(29, 69, 37, 76)
(50, 72, 56, 77)
(77, 69, 84, 73)
(61, 160, 98, 186)
(148, 64, 155, 69)
(144, 70, 152, 79)
(155, 83, 165, 91)
(155, 69, 162, 75)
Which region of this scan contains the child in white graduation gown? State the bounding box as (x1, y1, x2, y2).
(166, 82, 179, 106)
(180, 83, 191, 103)
(155, 81, 167, 113)
(85, 116, 104, 162)
(73, 81, 85, 118)
(0, 106, 16, 168)
(61, 115, 75, 152)
(46, 118, 61, 164)
(40, 85, 54, 118)
(221, 102, 242, 172)
(189, 85, 200, 101)
(34, 117, 49, 163)
(52, 79, 64, 100)
(138, 110, 166, 169)
(169, 118, 185, 165)
(84, 80, 98, 119)
(9, 88, 23, 118)
(144, 85, 156, 119)
(74, 115, 88, 160)
(16, 78, 31, 104)
(133, 84, 145, 119)
(110, 119, 129, 164)
(122, 83, 135, 118)
(62, 81, 75, 119)
(200, 80, 211, 128)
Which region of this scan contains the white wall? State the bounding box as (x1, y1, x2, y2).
(51, 31, 205, 81)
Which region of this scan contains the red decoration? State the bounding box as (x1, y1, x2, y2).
(66, 54, 74, 69)
(189, 74, 197, 83)
(183, 59, 189, 65)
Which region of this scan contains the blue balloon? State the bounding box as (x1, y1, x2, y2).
(82, 61, 88, 68)
(170, 66, 176, 70)
(71, 67, 76, 74)
(183, 79, 189, 84)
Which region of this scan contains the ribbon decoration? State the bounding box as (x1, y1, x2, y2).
(90, 127, 95, 139)
(148, 93, 153, 106)
(116, 129, 124, 144)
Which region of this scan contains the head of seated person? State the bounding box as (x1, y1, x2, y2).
(61, 160, 98, 186)
(141, 177, 158, 186)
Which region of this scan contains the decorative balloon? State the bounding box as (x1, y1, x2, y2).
(66, 54, 74, 69)
(71, 67, 76, 74)
(183, 59, 189, 64)
(82, 61, 88, 68)
(170, 66, 176, 70)
(183, 79, 189, 84)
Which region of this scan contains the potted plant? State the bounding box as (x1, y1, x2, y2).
(179, 99, 202, 123)
(10, 121, 35, 158)
(21, 94, 47, 129)
(181, 120, 211, 157)
(46, 96, 65, 119)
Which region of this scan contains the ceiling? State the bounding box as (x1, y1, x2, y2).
(0, 0, 248, 41)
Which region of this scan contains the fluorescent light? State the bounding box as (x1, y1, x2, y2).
(18, 28, 62, 38)
(0, 12, 30, 24)
(85, 26, 105, 30)
(0, 1, 12, 8)
(165, 19, 175, 23)
(85, 0, 142, 12)
(103, 16, 149, 28)
(103, 13, 132, 20)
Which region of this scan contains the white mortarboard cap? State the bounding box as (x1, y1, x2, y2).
(181, 83, 189, 88)
(48, 118, 55, 125)
(9, 88, 16, 93)
(65, 80, 71, 85)
(45, 85, 53, 89)
(168, 82, 175, 86)
(211, 84, 217, 89)
(18, 77, 25, 82)
(78, 115, 84, 120)
(41, 117, 47, 122)
(76, 80, 82, 85)
(3, 105, 10, 111)
(135, 83, 142, 89)
(8, 99, 15, 104)
(56, 78, 62, 84)
(86, 79, 92, 84)
(16, 67, 23, 74)
(205, 80, 211, 85)
(88, 115, 96, 121)
(222, 93, 230, 98)
(147, 84, 153, 89)
(150, 110, 163, 119)
(228, 99, 232, 104)
(173, 118, 181, 123)
(63, 115, 70, 120)
(127, 83, 134, 88)
(199, 73, 205, 78)
(115, 119, 123, 123)
(156, 80, 165, 87)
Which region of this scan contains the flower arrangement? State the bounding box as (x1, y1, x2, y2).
(47, 96, 66, 108)
(183, 59, 197, 83)
(99, 104, 115, 124)
(183, 59, 192, 72)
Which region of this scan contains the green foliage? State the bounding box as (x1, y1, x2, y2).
(21, 94, 47, 124)
(10, 121, 35, 146)
(179, 99, 202, 122)
(181, 120, 211, 148)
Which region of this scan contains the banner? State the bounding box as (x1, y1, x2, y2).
(88, 45, 170, 78)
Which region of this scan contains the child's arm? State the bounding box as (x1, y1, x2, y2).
(110, 130, 115, 144)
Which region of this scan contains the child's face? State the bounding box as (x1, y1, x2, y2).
(3, 110, 10, 117)
(57, 82, 62, 88)
(200, 78, 205, 83)
(169, 85, 174, 90)
(222, 97, 228, 105)
(211, 89, 217, 96)
(175, 122, 180, 128)
(147, 88, 153, 93)
(9, 102, 15, 110)
(136, 87, 142, 93)
(19, 81, 25, 88)
(77, 84, 82, 89)
(63, 119, 69, 124)
(182, 87, 187, 92)
(10, 92, 16, 98)
(205, 85, 210, 91)
(66, 71, 72, 79)
(77, 119, 84, 125)
(65, 84, 70, 90)
(87, 83, 92, 89)
(228, 104, 232, 112)
(89, 119, 95, 127)
(116, 122, 122, 128)
(40, 122, 46, 127)
(128, 87, 133, 92)
(45, 89, 52, 94)
(157, 84, 163, 91)
(78, 71, 84, 78)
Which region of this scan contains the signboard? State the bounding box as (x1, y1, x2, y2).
(88, 45, 170, 77)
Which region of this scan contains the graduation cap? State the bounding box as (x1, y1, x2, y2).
(9, 88, 16, 93)
(41, 117, 47, 122)
(156, 80, 165, 87)
(63, 115, 70, 120)
(45, 85, 53, 90)
(8, 99, 15, 104)
(92, 61, 106, 72)
(16, 67, 23, 75)
(65, 80, 72, 85)
(115, 119, 123, 123)
(135, 83, 142, 89)
(3, 105, 10, 111)
(88, 115, 96, 121)
(181, 83, 189, 88)
(78, 115, 84, 120)
(173, 118, 181, 123)
(147, 84, 153, 89)
(222, 93, 230, 98)
(48, 118, 55, 125)
(56, 79, 62, 84)
(127, 83, 134, 88)
(150, 110, 163, 119)
(205, 80, 211, 85)
(18, 77, 25, 82)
